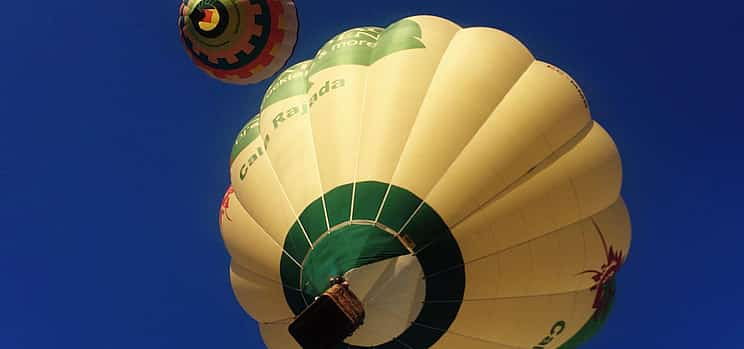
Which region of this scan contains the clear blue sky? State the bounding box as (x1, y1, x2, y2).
(1, 0, 742, 348)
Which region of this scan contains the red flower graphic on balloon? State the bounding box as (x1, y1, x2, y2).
(219, 186, 235, 226)
(579, 219, 625, 316)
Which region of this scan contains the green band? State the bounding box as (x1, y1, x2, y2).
(280, 181, 465, 349)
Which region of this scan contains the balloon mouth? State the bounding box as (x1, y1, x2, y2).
(280, 182, 465, 348)
(189, 0, 228, 38)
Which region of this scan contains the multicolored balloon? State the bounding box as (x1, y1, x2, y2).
(220, 15, 631, 349)
(178, 0, 298, 84)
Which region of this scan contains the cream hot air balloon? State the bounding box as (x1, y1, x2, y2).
(219, 15, 631, 349)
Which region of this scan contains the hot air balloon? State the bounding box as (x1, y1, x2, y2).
(178, 0, 298, 84)
(220, 15, 631, 349)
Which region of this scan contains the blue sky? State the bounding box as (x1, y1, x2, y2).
(1, 0, 742, 348)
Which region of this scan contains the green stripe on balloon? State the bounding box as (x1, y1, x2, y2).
(378, 186, 421, 231)
(324, 183, 353, 227)
(299, 198, 328, 242)
(230, 114, 261, 163)
(260, 19, 427, 108)
(352, 181, 388, 220)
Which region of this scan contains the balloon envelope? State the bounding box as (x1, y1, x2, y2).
(178, 0, 298, 84)
(220, 15, 632, 349)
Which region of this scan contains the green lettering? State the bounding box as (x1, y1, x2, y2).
(539, 336, 552, 346)
(273, 112, 285, 129)
(261, 60, 312, 109)
(332, 79, 345, 89)
(230, 115, 261, 164)
(551, 321, 565, 335)
(287, 106, 300, 118)
(247, 153, 259, 167)
(319, 80, 331, 96)
(239, 164, 248, 180)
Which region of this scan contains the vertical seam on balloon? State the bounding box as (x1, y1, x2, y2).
(494, 248, 501, 298)
(259, 316, 295, 325)
(231, 261, 300, 291)
(420, 262, 462, 280)
(240, 214, 303, 268)
(581, 214, 590, 274)
(396, 201, 425, 236)
(420, 59, 536, 216)
(424, 212, 600, 279)
(263, 154, 314, 249)
(385, 26, 461, 192)
(374, 184, 392, 223)
(395, 339, 415, 349)
(438, 330, 526, 349)
(434, 283, 596, 301)
(304, 80, 330, 247)
(254, 109, 315, 250)
(553, 288, 581, 349)
(447, 120, 594, 233)
(349, 181, 357, 221)
(569, 176, 585, 221)
(351, 56, 372, 224)
(527, 237, 537, 296)
(410, 321, 446, 332)
(321, 195, 331, 239)
(229, 168, 304, 267)
(295, 96, 326, 249)
(565, 290, 581, 347)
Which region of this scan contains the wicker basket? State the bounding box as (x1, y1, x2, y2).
(288, 280, 365, 349)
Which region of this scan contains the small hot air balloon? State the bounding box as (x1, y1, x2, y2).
(220, 15, 631, 349)
(178, 0, 298, 84)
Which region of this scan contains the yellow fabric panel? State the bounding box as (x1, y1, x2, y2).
(426, 61, 591, 226)
(230, 134, 298, 247)
(356, 16, 461, 182)
(549, 288, 597, 348)
(447, 287, 596, 348)
(309, 66, 368, 191)
(582, 198, 632, 271)
(229, 263, 295, 323)
(392, 27, 534, 198)
(453, 122, 622, 262)
(430, 333, 522, 349)
(260, 95, 324, 213)
(220, 189, 285, 282)
(462, 201, 630, 300)
(259, 320, 302, 349)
